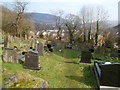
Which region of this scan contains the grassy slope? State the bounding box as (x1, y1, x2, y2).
(2, 49, 97, 88)
(1, 37, 115, 88)
(36, 49, 96, 88)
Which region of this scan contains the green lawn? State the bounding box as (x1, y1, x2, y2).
(30, 49, 96, 88)
(2, 48, 97, 88)
(1, 37, 117, 88)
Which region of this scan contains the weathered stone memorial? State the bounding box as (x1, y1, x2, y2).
(80, 51, 92, 63)
(24, 51, 40, 70)
(94, 61, 120, 88)
(37, 42, 44, 56)
(2, 47, 18, 63)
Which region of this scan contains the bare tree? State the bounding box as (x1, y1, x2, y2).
(52, 9, 64, 40)
(79, 6, 95, 43)
(65, 14, 80, 43)
(94, 6, 108, 45)
(80, 6, 87, 42)
(2, 2, 35, 40)
(13, 1, 28, 36)
(35, 23, 53, 31)
(86, 7, 94, 43)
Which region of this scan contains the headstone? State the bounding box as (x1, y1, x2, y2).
(96, 46, 101, 53)
(80, 51, 92, 63)
(18, 55, 25, 64)
(65, 43, 72, 49)
(37, 42, 44, 56)
(94, 61, 120, 87)
(89, 45, 94, 53)
(100, 64, 120, 87)
(2, 48, 18, 63)
(24, 51, 40, 70)
(4, 36, 8, 47)
(30, 38, 34, 47)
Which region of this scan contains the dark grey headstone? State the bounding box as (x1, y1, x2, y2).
(80, 51, 92, 63)
(37, 42, 44, 56)
(100, 64, 120, 87)
(24, 51, 40, 70)
(94, 61, 120, 87)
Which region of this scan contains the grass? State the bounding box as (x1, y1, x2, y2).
(1, 37, 119, 88)
(28, 49, 96, 88)
(2, 63, 44, 88)
(2, 48, 97, 88)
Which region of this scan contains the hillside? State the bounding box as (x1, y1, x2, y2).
(26, 13, 58, 26)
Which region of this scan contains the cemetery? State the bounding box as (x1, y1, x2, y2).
(0, 34, 120, 89)
(0, 1, 120, 89)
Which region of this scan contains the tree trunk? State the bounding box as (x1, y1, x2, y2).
(83, 31, 86, 42)
(95, 20, 99, 45)
(88, 24, 91, 43)
(69, 32, 73, 43)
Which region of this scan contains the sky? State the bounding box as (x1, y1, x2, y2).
(0, 0, 119, 21)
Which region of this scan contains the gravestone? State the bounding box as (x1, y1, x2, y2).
(65, 43, 72, 49)
(89, 45, 94, 53)
(4, 36, 8, 47)
(100, 64, 120, 87)
(37, 42, 44, 56)
(30, 38, 34, 47)
(94, 61, 120, 87)
(80, 51, 92, 63)
(2, 48, 18, 63)
(24, 51, 40, 70)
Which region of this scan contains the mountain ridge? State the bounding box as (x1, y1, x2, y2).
(26, 12, 118, 27)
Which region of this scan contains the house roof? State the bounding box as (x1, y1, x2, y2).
(114, 24, 120, 29)
(114, 24, 120, 36)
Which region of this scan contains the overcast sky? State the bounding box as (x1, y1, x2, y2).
(1, 0, 119, 21)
